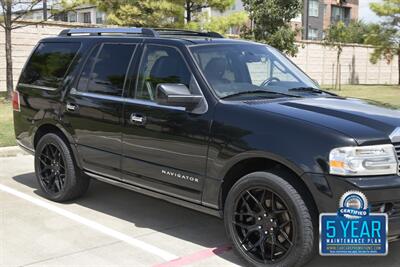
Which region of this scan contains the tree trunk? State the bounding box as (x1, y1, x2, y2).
(336, 50, 341, 91)
(398, 48, 400, 85)
(185, 1, 191, 22)
(5, 1, 14, 100)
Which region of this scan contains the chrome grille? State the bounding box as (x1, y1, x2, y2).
(395, 143, 400, 174)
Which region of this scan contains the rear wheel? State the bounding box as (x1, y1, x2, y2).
(35, 133, 90, 202)
(224, 172, 314, 267)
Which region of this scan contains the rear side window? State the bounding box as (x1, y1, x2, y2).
(77, 43, 136, 97)
(20, 42, 80, 89)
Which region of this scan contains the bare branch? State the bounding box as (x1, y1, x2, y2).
(11, 0, 42, 23)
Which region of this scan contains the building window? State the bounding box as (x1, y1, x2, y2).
(309, 0, 319, 17)
(54, 12, 68, 22)
(308, 28, 319, 40)
(83, 12, 91, 24)
(331, 5, 351, 25)
(68, 12, 76, 23)
(96, 12, 104, 24)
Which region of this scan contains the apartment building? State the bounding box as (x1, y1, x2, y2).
(212, 0, 359, 40)
(304, 0, 359, 40)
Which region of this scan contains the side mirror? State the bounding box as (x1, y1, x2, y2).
(155, 83, 203, 110)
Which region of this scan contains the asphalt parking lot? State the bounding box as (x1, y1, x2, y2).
(1, 155, 399, 267)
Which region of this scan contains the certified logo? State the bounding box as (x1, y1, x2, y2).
(338, 191, 369, 219)
(320, 191, 388, 256)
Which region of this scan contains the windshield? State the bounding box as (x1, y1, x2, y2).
(190, 43, 321, 99)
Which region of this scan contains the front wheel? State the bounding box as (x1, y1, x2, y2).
(224, 172, 314, 267)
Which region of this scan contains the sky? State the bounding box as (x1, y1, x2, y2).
(359, 0, 383, 23)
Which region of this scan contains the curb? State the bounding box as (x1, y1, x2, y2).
(0, 146, 29, 158)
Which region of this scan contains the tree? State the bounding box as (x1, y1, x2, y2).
(185, 11, 248, 35)
(344, 20, 371, 44)
(323, 21, 352, 90)
(323, 20, 373, 89)
(0, 0, 64, 99)
(183, 0, 234, 22)
(73, 0, 183, 27)
(241, 0, 302, 56)
(366, 0, 400, 85)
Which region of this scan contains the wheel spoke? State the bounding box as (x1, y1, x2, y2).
(259, 236, 267, 262)
(247, 236, 263, 252)
(270, 193, 276, 211)
(39, 157, 50, 166)
(279, 229, 293, 246)
(245, 190, 264, 212)
(240, 225, 261, 244)
(54, 177, 61, 192)
(270, 242, 275, 260)
(241, 195, 253, 212)
(41, 151, 52, 162)
(233, 221, 255, 230)
(40, 166, 51, 174)
(279, 220, 291, 230)
(235, 211, 256, 217)
(260, 189, 267, 209)
(275, 239, 288, 252)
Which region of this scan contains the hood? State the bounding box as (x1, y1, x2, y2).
(244, 97, 400, 145)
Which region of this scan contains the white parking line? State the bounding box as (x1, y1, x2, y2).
(0, 183, 179, 262)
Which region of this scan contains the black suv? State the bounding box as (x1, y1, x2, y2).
(13, 28, 400, 267)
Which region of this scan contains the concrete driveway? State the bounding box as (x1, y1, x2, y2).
(0, 155, 399, 267)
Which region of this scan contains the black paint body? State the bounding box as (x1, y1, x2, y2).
(14, 36, 400, 238)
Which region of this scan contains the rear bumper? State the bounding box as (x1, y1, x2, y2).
(304, 173, 400, 239)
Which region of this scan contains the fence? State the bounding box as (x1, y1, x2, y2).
(0, 22, 399, 92)
(291, 41, 399, 86)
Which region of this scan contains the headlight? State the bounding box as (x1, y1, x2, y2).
(329, 144, 398, 176)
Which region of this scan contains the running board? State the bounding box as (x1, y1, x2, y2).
(84, 171, 223, 218)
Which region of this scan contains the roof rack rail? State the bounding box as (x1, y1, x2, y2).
(154, 28, 224, 38)
(59, 28, 159, 37)
(59, 27, 224, 39)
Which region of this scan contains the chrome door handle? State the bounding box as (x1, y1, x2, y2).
(66, 103, 78, 112)
(130, 113, 146, 125)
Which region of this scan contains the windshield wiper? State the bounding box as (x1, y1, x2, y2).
(288, 87, 336, 96)
(221, 90, 300, 100)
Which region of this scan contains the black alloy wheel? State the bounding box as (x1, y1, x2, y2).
(35, 133, 90, 202)
(233, 188, 294, 263)
(224, 171, 314, 267)
(38, 143, 66, 194)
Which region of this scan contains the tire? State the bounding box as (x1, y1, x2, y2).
(34, 133, 90, 202)
(224, 171, 314, 267)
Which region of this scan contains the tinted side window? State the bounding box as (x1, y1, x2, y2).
(136, 45, 191, 101)
(20, 42, 80, 89)
(76, 45, 100, 92)
(77, 43, 135, 97)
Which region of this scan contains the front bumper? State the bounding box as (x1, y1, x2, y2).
(304, 173, 400, 240)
